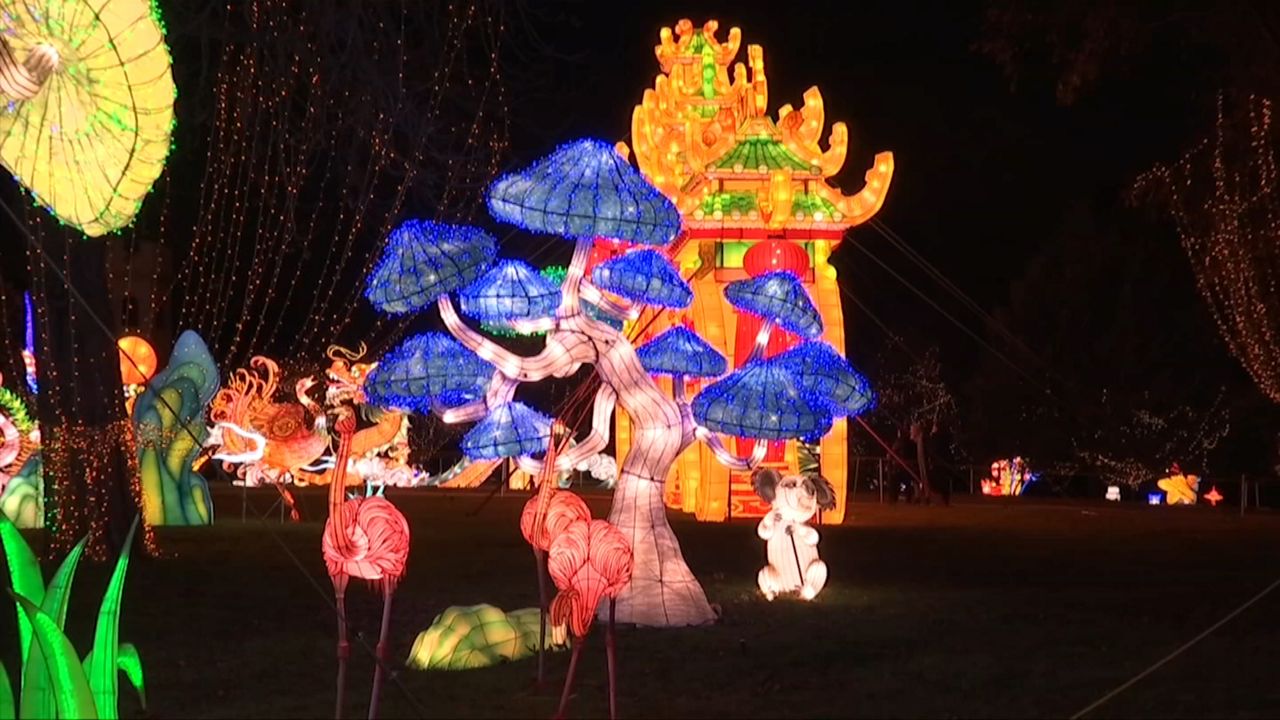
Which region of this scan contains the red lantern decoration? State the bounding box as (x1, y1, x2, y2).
(742, 237, 810, 277)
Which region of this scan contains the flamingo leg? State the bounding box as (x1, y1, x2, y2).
(553, 635, 586, 720)
(368, 583, 395, 720)
(606, 599, 618, 720)
(333, 574, 350, 720)
(535, 548, 548, 688)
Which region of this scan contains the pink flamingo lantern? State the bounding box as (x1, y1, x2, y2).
(323, 408, 411, 719)
(519, 422, 591, 687)
(548, 518, 634, 720)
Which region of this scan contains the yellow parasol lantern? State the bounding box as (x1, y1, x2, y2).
(0, 0, 176, 236)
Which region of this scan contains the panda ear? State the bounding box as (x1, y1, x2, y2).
(751, 468, 780, 503)
(807, 476, 838, 511)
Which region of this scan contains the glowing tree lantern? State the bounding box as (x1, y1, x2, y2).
(692, 362, 833, 443)
(130, 331, 217, 526)
(636, 326, 729, 382)
(592, 249, 695, 309)
(618, 18, 895, 524)
(363, 138, 870, 626)
(771, 341, 876, 417)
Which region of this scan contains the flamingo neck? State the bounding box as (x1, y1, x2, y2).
(328, 423, 356, 554)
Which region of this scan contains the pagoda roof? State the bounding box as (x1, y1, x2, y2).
(697, 190, 839, 222)
(712, 136, 813, 173)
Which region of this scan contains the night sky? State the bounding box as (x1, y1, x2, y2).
(0, 0, 1267, 472)
(504, 1, 1221, 388)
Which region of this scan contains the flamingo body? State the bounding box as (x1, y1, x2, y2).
(520, 492, 590, 552)
(548, 519, 633, 638)
(323, 495, 410, 587)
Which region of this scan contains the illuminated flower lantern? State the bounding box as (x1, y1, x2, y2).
(592, 249, 695, 309)
(365, 220, 497, 315)
(460, 259, 561, 333)
(364, 332, 495, 414)
(636, 326, 729, 397)
(0, 0, 176, 236)
(692, 361, 833, 443)
(715, 270, 825, 511)
(461, 402, 552, 460)
(1156, 464, 1200, 505)
(617, 18, 895, 523)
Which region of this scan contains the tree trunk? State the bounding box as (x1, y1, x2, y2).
(607, 456, 716, 626)
(32, 233, 146, 558)
(592, 324, 715, 626)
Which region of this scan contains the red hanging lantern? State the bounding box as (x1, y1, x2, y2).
(742, 237, 809, 278)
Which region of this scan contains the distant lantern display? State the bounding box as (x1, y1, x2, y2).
(612, 18, 894, 523)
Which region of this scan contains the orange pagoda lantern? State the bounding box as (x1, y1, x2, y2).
(611, 19, 894, 523)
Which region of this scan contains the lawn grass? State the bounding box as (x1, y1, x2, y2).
(3, 487, 1279, 718)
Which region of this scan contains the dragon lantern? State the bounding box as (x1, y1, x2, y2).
(206, 345, 416, 516)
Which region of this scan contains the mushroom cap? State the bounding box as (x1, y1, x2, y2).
(365, 220, 497, 315)
(459, 259, 561, 324)
(487, 138, 681, 246)
(635, 326, 727, 378)
(770, 341, 875, 417)
(590, 249, 693, 309)
(723, 270, 823, 339)
(364, 332, 494, 412)
(461, 402, 553, 460)
(692, 361, 833, 441)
